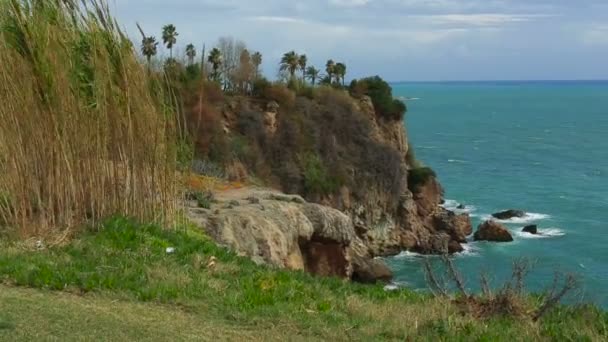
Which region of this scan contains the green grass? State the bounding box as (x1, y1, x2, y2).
(0, 218, 606, 341)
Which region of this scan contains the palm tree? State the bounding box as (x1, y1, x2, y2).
(279, 51, 300, 79)
(185, 43, 196, 65)
(325, 59, 335, 84)
(208, 48, 222, 81)
(335, 62, 347, 86)
(298, 54, 307, 80)
(251, 52, 262, 79)
(305, 66, 321, 85)
(141, 36, 158, 68)
(162, 24, 178, 58)
(136, 23, 158, 69)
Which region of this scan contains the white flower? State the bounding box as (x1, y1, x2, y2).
(166, 247, 175, 254)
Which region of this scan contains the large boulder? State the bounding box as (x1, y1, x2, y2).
(187, 188, 357, 279)
(351, 255, 393, 284)
(492, 209, 525, 220)
(474, 221, 514, 242)
(433, 210, 473, 243)
(522, 225, 538, 235)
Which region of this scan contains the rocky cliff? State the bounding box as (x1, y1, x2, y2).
(188, 90, 472, 282)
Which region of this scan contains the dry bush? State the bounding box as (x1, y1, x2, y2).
(424, 257, 580, 321)
(0, 1, 178, 237)
(313, 86, 355, 110)
(263, 84, 295, 108)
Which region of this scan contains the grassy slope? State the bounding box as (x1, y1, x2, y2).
(0, 218, 606, 341)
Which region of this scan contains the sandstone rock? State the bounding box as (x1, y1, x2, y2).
(474, 221, 514, 242)
(522, 225, 538, 235)
(187, 188, 356, 279)
(351, 255, 393, 284)
(266, 101, 280, 113)
(433, 210, 473, 243)
(448, 240, 465, 254)
(492, 209, 525, 220)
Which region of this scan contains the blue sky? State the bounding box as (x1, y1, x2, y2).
(113, 0, 608, 81)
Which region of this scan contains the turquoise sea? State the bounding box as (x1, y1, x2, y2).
(388, 81, 608, 307)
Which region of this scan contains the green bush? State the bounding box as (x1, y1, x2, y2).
(252, 77, 271, 97)
(302, 154, 340, 196)
(350, 76, 406, 121)
(407, 167, 437, 192)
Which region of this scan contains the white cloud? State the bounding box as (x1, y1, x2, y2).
(581, 24, 608, 46)
(329, 0, 372, 7)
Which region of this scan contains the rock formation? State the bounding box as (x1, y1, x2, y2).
(474, 221, 514, 242)
(492, 209, 525, 220)
(522, 225, 538, 235)
(188, 92, 474, 282)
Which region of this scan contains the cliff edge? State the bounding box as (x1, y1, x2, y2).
(187, 84, 472, 281)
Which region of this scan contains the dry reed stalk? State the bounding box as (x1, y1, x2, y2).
(0, 0, 178, 237)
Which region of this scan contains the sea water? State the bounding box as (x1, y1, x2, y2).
(387, 81, 608, 307)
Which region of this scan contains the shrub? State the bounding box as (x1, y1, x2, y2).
(302, 154, 340, 196)
(407, 167, 437, 192)
(252, 77, 271, 97)
(313, 86, 354, 110)
(203, 81, 224, 103)
(192, 191, 214, 209)
(263, 84, 295, 108)
(351, 76, 407, 121)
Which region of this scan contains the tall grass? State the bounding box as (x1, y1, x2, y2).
(0, 0, 178, 237)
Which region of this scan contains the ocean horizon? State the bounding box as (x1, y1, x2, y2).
(388, 80, 608, 308)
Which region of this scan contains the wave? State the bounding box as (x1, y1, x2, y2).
(384, 280, 410, 291)
(441, 199, 477, 214)
(458, 243, 481, 257)
(482, 212, 551, 224)
(447, 159, 467, 164)
(515, 227, 566, 239)
(393, 251, 425, 260)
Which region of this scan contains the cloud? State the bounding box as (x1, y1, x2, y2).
(329, 0, 372, 7)
(581, 24, 608, 46)
(415, 13, 556, 27)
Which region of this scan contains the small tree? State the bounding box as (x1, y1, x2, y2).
(162, 24, 178, 58)
(185, 43, 196, 66)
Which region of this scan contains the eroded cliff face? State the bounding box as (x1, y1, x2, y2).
(331, 95, 473, 259)
(189, 93, 472, 282)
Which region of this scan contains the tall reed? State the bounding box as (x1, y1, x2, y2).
(0, 0, 178, 238)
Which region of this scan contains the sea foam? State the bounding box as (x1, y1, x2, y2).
(482, 212, 551, 224)
(515, 227, 566, 239)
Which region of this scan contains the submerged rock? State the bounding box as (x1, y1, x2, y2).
(522, 225, 538, 235)
(457, 204, 466, 210)
(474, 221, 514, 242)
(492, 209, 525, 220)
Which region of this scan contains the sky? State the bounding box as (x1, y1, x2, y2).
(112, 0, 608, 81)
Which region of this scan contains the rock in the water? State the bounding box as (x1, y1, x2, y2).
(457, 204, 466, 210)
(351, 255, 393, 284)
(492, 209, 525, 220)
(433, 210, 473, 243)
(522, 225, 538, 235)
(474, 221, 514, 242)
(448, 240, 465, 254)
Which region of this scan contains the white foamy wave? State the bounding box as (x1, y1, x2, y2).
(457, 243, 481, 257)
(384, 280, 409, 291)
(441, 199, 476, 214)
(515, 228, 566, 239)
(447, 159, 467, 164)
(393, 251, 425, 259)
(482, 212, 551, 224)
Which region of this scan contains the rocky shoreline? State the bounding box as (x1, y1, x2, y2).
(187, 95, 477, 283)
